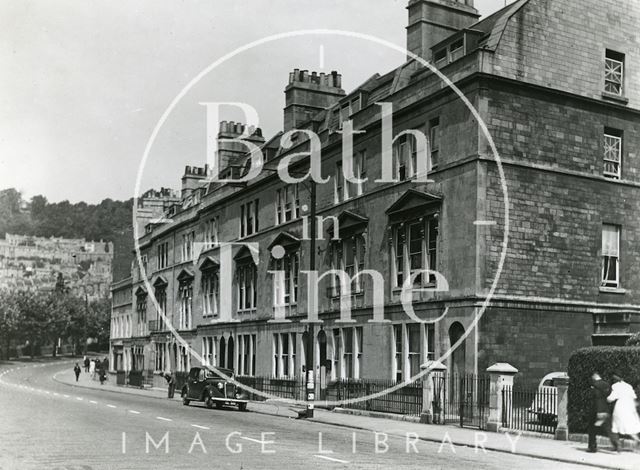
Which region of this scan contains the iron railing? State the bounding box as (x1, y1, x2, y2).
(236, 376, 305, 401)
(329, 378, 423, 416)
(501, 385, 558, 434)
(439, 373, 491, 429)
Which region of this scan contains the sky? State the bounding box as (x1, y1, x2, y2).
(0, 0, 514, 203)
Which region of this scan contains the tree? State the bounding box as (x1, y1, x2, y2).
(0, 291, 22, 359)
(15, 290, 49, 359)
(625, 332, 640, 347)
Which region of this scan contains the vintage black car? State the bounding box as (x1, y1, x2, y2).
(181, 366, 249, 411)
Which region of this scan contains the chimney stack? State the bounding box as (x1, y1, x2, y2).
(406, 0, 479, 61)
(283, 69, 346, 132)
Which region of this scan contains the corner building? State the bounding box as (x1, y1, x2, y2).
(114, 0, 640, 390)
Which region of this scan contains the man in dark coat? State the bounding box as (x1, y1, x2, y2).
(83, 356, 90, 373)
(165, 371, 176, 398)
(73, 363, 81, 382)
(588, 372, 619, 452)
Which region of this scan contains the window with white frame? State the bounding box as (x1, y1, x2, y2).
(393, 135, 410, 181)
(605, 50, 625, 96)
(273, 332, 296, 378)
(332, 329, 341, 380)
(178, 280, 193, 329)
(236, 334, 255, 376)
(604, 129, 622, 179)
(204, 217, 219, 248)
(392, 323, 434, 381)
(154, 287, 167, 325)
(347, 151, 367, 197)
(202, 271, 219, 317)
(236, 261, 257, 311)
(240, 199, 259, 238)
(407, 324, 421, 378)
(155, 343, 166, 371)
(393, 324, 403, 382)
(273, 251, 299, 306)
(355, 327, 363, 379)
(201, 336, 217, 366)
(276, 185, 300, 225)
(602, 224, 620, 288)
(342, 327, 354, 379)
(157, 241, 169, 269)
(429, 117, 440, 166)
(334, 161, 347, 203)
(181, 231, 195, 262)
(392, 218, 438, 288)
(330, 234, 366, 297)
(136, 293, 146, 332)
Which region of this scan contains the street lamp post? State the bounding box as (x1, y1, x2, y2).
(305, 180, 317, 418)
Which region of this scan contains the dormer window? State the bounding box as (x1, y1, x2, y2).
(449, 38, 464, 62)
(434, 48, 447, 67)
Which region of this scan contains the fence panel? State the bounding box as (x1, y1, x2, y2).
(502, 385, 557, 435)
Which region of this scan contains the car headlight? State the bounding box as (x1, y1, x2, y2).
(235, 393, 240, 398)
(217, 382, 224, 390)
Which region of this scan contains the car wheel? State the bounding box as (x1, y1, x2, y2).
(238, 402, 247, 412)
(182, 389, 190, 406)
(205, 395, 214, 409)
(215, 401, 223, 410)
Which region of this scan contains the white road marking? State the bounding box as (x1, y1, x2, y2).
(314, 455, 349, 464)
(63, 394, 69, 398)
(128, 410, 141, 414)
(241, 436, 265, 444)
(76, 397, 84, 401)
(53, 392, 59, 396)
(89, 400, 98, 404)
(191, 424, 210, 430)
(106, 404, 117, 408)
(156, 417, 172, 422)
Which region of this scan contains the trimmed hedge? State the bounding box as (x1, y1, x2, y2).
(568, 346, 640, 433)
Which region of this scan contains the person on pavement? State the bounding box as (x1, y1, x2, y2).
(73, 363, 81, 382)
(83, 356, 90, 373)
(99, 367, 106, 385)
(89, 358, 96, 378)
(165, 371, 176, 398)
(587, 372, 618, 453)
(607, 371, 640, 445)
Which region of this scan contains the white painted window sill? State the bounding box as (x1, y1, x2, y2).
(599, 286, 626, 294)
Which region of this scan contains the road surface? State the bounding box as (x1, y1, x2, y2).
(0, 360, 594, 470)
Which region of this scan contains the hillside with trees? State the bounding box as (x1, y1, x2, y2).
(0, 188, 134, 281)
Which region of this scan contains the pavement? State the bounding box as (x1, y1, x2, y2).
(49, 363, 640, 470)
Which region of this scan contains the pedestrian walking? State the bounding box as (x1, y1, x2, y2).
(73, 363, 81, 382)
(83, 356, 90, 373)
(165, 371, 176, 398)
(89, 358, 96, 379)
(99, 367, 106, 385)
(607, 371, 640, 445)
(587, 372, 618, 452)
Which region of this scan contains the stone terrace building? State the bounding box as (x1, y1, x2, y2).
(112, 0, 640, 390)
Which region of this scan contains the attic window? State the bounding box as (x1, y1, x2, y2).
(351, 96, 361, 114)
(449, 38, 464, 62)
(434, 48, 447, 66)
